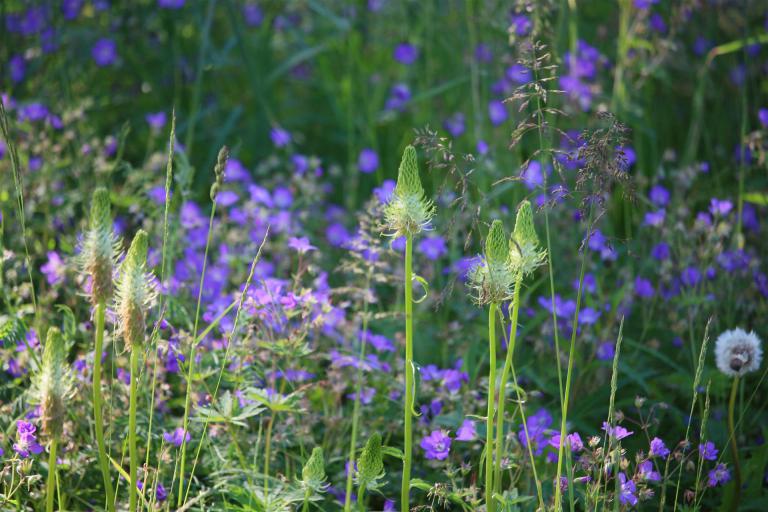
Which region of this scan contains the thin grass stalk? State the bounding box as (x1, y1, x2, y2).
(183, 229, 270, 503)
(555, 210, 593, 511)
(344, 268, 374, 512)
(128, 346, 140, 512)
(177, 200, 217, 507)
(485, 302, 497, 512)
(727, 376, 742, 510)
(693, 381, 712, 504)
(400, 233, 414, 512)
(493, 276, 522, 492)
(93, 301, 116, 512)
(668, 319, 710, 512)
(46, 437, 57, 512)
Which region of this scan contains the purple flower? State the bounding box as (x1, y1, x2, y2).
(634, 277, 654, 299)
(270, 127, 291, 147)
(18, 103, 49, 122)
(618, 473, 638, 506)
(649, 437, 669, 458)
(509, 14, 532, 36)
(358, 148, 379, 174)
(420, 430, 451, 460)
(288, 236, 316, 254)
(709, 198, 733, 216)
(393, 43, 419, 65)
(681, 267, 701, 288)
(163, 428, 191, 447)
(520, 409, 553, 455)
(548, 432, 584, 452)
(520, 161, 546, 190)
(10, 55, 25, 83)
(649, 13, 667, 34)
(326, 223, 351, 247)
(41, 251, 66, 285)
(699, 441, 718, 461)
(13, 421, 43, 458)
(243, 3, 264, 27)
(158, 0, 185, 8)
(62, 0, 84, 19)
(146, 112, 167, 131)
(634, 0, 658, 8)
(455, 420, 477, 441)
(649, 184, 670, 206)
(443, 112, 466, 137)
(638, 460, 661, 481)
(474, 44, 492, 62)
(597, 341, 615, 361)
(651, 242, 670, 261)
(759, 108, 768, 128)
(417, 235, 447, 261)
(578, 307, 601, 325)
(602, 422, 633, 440)
(488, 100, 508, 126)
(507, 64, 531, 85)
(347, 387, 376, 405)
(707, 464, 731, 487)
(92, 38, 118, 67)
(384, 83, 411, 112)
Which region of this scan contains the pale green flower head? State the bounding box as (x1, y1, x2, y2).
(116, 230, 155, 349)
(38, 327, 70, 439)
(468, 220, 516, 305)
(509, 200, 546, 278)
(383, 145, 435, 238)
(300, 447, 327, 492)
(82, 187, 119, 305)
(356, 432, 384, 489)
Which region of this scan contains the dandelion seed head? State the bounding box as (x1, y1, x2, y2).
(715, 328, 762, 377)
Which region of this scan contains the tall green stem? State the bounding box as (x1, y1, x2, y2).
(178, 202, 217, 506)
(93, 301, 116, 512)
(46, 437, 57, 512)
(344, 271, 373, 512)
(727, 377, 742, 511)
(400, 234, 414, 511)
(493, 278, 521, 492)
(129, 347, 140, 512)
(485, 302, 498, 512)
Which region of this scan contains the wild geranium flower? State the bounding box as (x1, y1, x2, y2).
(707, 464, 731, 487)
(699, 441, 718, 461)
(634, 277, 654, 299)
(649, 437, 670, 458)
(13, 420, 43, 458)
(455, 420, 477, 441)
(714, 328, 763, 377)
(488, 100, 508, 126)
(288, 236, 316, 254)
(417, 235, 447, 261)
(358, 148, 379, 174)
(92, 38, 117, 66)
(638, 460, 661, 482)
(549, 432, 584, 452)
(163, 428, 191, 447)
(618, 473, 638, 506)
(420, 430, 451, 460)
(393, 43, 419, 65)
(270, 126, 291, 147)
(41, 251, 66, 285)
(602, 422, 633, 440)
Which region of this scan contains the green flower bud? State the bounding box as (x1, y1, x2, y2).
(468, 220, 516, 305)
(357, 433, 384, 489)
(39, 327, 68, 439)
(210, 146, 229, 201)
(116, 230, 154, 349)
(82, 188, 118, 305)
(383, 145, 435, 238)
(509, 200, 546, 278)
(301, 447, 327, 492)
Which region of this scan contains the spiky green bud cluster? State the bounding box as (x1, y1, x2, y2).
(509, 201, 546, 277)
(468, 220, 516, 305)
(38, 327, 69, 439)
(210, 145, 229, 201)
(383, 145, 435, 238)
(356, 433, 384, 490)
(82, 188, 118, 305)
(116, 230, 154, 349)
(300, 447, 328, 492)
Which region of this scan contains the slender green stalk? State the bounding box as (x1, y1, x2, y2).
(46, 438, 57, 512)
(93, 301, 116, 512)
(177, 202, 217, 506)
(727, 377, 742, 511)
(264, 414, 275, 493)
(401, 234, 414, 512)
(485, 302, 497, 512)
(129, 347, 140, 512)
(344, 270, 374, 512)
(357, 486, 366, 512)
(493, 277, 521, 491)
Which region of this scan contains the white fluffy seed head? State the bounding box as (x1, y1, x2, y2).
(715, 328, 763, 378)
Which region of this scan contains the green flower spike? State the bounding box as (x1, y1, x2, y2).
(383, 145, 435, 238)
(301, 447, 328, 492)
(116, 230, 154, 350)
(39, 327, 68, 440)
(468, 220, 516, 305)
(82, 188, 119, 305)
(357, 432, 384, 489)
(509, 200, 547, 278)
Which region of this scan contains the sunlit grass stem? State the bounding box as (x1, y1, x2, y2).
(401, 233, 414, 512)
(128, 345, 140, 512)
(485, 302, 497, 512)
(93, 301, 116, 512)
(727, 376, 742, 511)
(46, 437, 57, 512)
